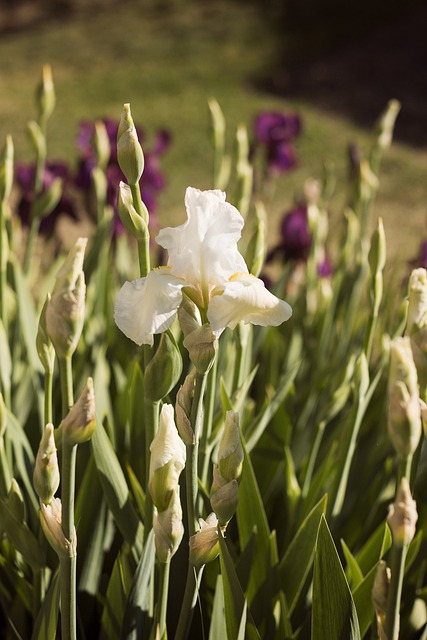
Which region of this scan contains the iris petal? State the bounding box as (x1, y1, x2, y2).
(114, 268, 185, 345)
(207, 273, 292, 335)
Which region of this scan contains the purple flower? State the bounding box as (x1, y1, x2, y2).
(317, 256, 333, 278)
(254, 112, 302, 145)
(15, 160, 77, 235)
(410, 240, 427, 270)
(280, 204, 311, 261)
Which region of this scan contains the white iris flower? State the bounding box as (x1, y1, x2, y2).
(114, 187, 292, 346)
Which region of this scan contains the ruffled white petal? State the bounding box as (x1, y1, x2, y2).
(207, 273, 292, 335)
(114, 268, 185, 346)
(156, 187, 248, 293)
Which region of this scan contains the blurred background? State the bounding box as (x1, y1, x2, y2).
(1, 0, 426, 268)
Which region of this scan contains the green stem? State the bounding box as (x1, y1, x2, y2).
(130, 183, 150, 278)
(199, 358, 218, 498)
(384, 544, 406, 640)
(157, 560, 171, 637)
(44, 368, 53, 426)
(174, 566, 203, 640)
(59, 355, 76, 640)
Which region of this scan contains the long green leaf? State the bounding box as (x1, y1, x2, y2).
(218, 529, 260, 640)
(312, 516, 361, 640)
(121, 529, 155, 640)
(280, 495, 327, 614)
(31, 570, 60, 640)
(0, 499, 45, 569)
(101, 548, 134, 640)
(92, 420, 143, 558)
(352, 563, 377, 638)
(209, 576, 227, 640)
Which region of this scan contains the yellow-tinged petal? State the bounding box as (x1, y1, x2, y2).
(114, 268, 185, 346)
(207, 273, 292, 335)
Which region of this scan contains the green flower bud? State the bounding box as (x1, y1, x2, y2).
(153, 488, 184, 563)
(0, 135, 14, 203)
(36, 294, 55, 375)
(387, 477, 418, 547)
(368, 217, 386, 275)
(179, 295, 217, 373)
(149, 404, 186, 512)
(218, 411, 243, 482)
(376, 99, 401, 152)
(32, 177, 63, 222)
(189, 512, 220, 567)
(210, 466, 239, 526)
(372, 560, 390, 631)
(40, 497, 76, 559)
(35, 64, 56, 125)
(62, 378, 96, 446)
(46, 237, 87, 358)
(33, 423, 60, 504)
(93, 120, 111, 170)
(117, 181, 149, 240)
(175, 371, 196, 445)
(145, 330, 183, 402)
(388, 337, 422, 459)
(245, 202, 266, 278)
(117, 103, 144, 185)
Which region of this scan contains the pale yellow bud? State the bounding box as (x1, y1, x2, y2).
(62, 378, 96, 446)
(46, 238, 87, 358)
(36, 294, 55, 375)
(388, 337, 422, 458)
(210, 466, 239, 526)
(117, 103, 144, 186)
(387, 478, 418, 547)
(40, 497, 76, 559)
(406, 268, 427, 336)
(218, 411, 244, 483)
(33, 424, 60, 504)
(372, 560, 390, 622)
(189, 512, 220, 567)
(175, 371, 196, 445)
(153, 489, 184, 563)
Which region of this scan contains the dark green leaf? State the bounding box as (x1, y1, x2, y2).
(31, 570, 60, 640)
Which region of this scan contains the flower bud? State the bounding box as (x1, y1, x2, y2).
(0, 135, 14, 204)
(35, 64, 56, 125)
(368, 217, 386, 276)
(387, 477, 418, 547)
(189, 512, 220, 567)
(175, 371, 196, 445)
(153, 488, 184, 562)
(376, 99, 401, 152)
(93, 120, 110, 170)
(46, 237, 87, 358)
(36, 294, 55, 375)
(210, 467, 239, 526)
(406, 268, 427, 336)
(33, 423, 60, 504)
(145, 330, 183, 402)
(117, 103, 144, 185)
(62, 378, 96, 446)
(149, 404, 186, 512)
(178, 294, 217, 373)
(218, 411, 244, 483)
(388, 337, 422, 459)
(117, 181, 149, 240)
(40, 497, 76, 559)
(372, 560, 390, 636)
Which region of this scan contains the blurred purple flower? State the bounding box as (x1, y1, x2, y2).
(410, 240, 427, 270)
(15, 160, 78, 236)
(267, 204, 311, 263)
(317, 256, 333, 278)
(253, 110, 302, 176)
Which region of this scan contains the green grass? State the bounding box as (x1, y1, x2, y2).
(1, 0, 426, 268)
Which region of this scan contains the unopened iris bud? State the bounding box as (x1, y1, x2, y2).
(36, 295, 55, 375)
(33, 423, 60, 504)
(93, 120, 110, 170)
(35, 64, 56, 125)
(153, 489, 184, 562)
(406, 269, 427, 396)
(368, 217, 386, 276)
(387, 477, 418, 547)
(189, 512, 220, 567)
(46, 237, 87, 358)
(40, 497, 76, 559)
(372, 560, 390, 635)
(245, 202, 266, 278)
(62, 378, 96, 446)
(376, 100, 401, 152)
(117, 181, 149, 239)
(179, 293, 217, 373)
(149, 404, 186, 512)
(218, 411, 244, 482)
(27, 120, 46, 159)
(210, 467, 239, 526)
(117, 103, 144, 186)
(175, 371, 196, 445)
(0, 135, 14, 203)
(145, 330, 183, 402)
(388, 337, 422, 459)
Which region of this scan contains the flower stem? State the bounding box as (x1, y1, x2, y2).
(130, 183, 150, 278)
(186, 371, 208, 536)
(384, 544, 406, 640)
(44, 368, 53, 426)
(58, 355, 76, 640)
(157, 560, 171, 637)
